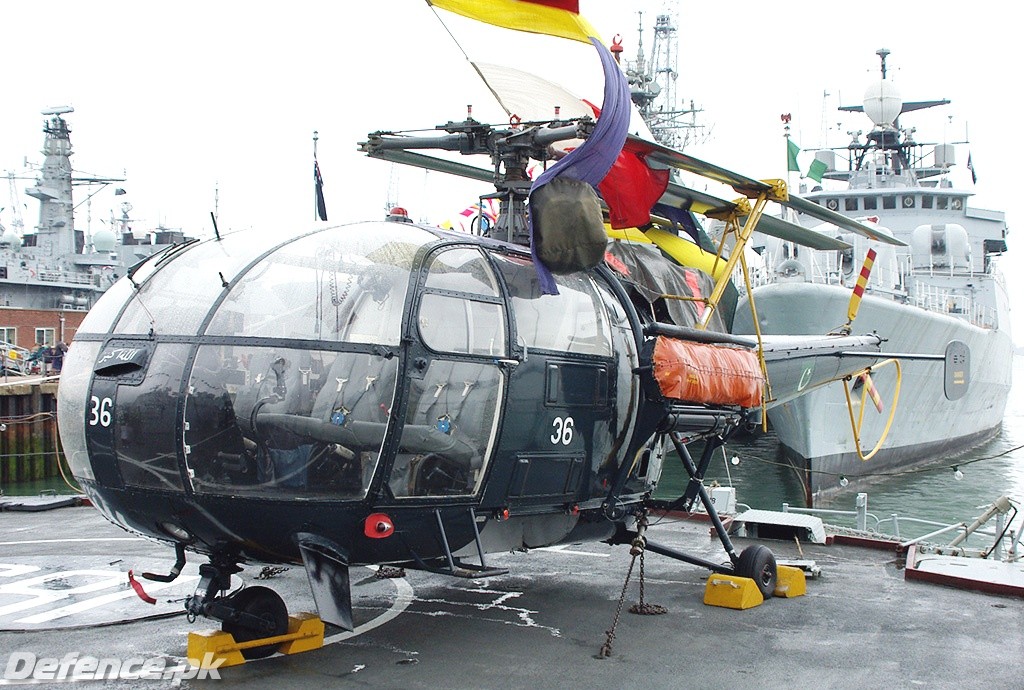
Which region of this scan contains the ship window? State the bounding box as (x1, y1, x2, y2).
(35, 328, 55, 347)
(184, 345, 396, 499)
(490, 253, 612, 356)
(844, 198, 858, 211)
(902, 195, 916, 209)
(882, 196, 896, 210)
(922, 196, 934, 209)
(863, 196, 878, 210)
(0, 327, 15, 346)
(937, 196, 948, 210)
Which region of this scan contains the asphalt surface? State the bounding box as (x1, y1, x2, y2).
(1, 506, 1021, 689)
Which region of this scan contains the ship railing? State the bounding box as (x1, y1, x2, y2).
(910, 280, 995, 328)
(783, 494, 1016, 556)
(36, 270, 95, 286)
(783, 493, 879, 532)
(749, 249, 906, 299)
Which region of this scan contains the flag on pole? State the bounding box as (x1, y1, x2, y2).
(967, 153, 977, 184)
(807, 157, 828, 183)
(427, 0, 600, 43)
(787, 139, 801, 173)
(314, 160, 328, 221)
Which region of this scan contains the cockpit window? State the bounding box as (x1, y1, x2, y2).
(206, 224, 430, 345)
(114, 231, 266, 336)
(184, 345, 398, 499)
(424, 246, 500, 296)
(490, 253, 612, 356)
(418, 247, 506, 356)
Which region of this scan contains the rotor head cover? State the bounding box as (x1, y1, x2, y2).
(531, 177, 606, 274)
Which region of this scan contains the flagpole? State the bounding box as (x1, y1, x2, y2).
(313, 130, 319, 222)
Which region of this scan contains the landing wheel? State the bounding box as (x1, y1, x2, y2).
(221, 586, 289, 659)
(736, 545, 777, 599)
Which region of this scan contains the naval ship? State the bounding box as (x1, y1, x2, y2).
(733, 50, 1013, 503)
(0, 107, 189, 366)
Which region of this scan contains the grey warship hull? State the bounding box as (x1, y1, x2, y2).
(735, 282, 1013, 501)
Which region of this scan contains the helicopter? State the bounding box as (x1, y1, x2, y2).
(54, 38, 933, 660)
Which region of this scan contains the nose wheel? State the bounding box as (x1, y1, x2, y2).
(220, 586, 289, 659)
(736, 545, 777, 598)
(187, 559, 291, 661)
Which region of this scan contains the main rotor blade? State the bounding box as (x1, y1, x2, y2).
(784, 194, 907, 246)
(636, 135, 771, 198)
(632, 134, 905, 247)
(660, 180, 851, 250)
(364, 149, 494, 184)
(744, 213, 851, 251)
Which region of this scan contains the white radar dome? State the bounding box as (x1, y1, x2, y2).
(93, 228, 116, 252)
(863, 80, 903, 127)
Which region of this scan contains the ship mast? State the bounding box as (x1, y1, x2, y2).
(25, 107, 77, 261)
(619, 8, 704, 150)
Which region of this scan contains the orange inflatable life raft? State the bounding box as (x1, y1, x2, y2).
(652, 336, 763, 408)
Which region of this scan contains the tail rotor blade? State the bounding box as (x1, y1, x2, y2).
(860, 372, 884, 413)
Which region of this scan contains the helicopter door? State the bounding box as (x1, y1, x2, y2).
(486, 254, 620, 509)
(388, 247, 506, 498)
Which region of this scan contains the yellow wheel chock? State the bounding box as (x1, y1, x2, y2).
(773, 565, 807, 598)
(187, 613, 325, 669)
(704, 565, 807, 609)
(703, 574, 764, 610)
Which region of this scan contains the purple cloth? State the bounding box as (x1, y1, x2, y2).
(529, 37, 630, 294)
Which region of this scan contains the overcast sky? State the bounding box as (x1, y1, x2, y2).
(2, 0, 1019, 340)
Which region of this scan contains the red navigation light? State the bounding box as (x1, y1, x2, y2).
(364, 513, 395, 539)
(495, 508, 510, 522)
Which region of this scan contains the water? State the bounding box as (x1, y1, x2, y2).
(658, 354, 1024, 540)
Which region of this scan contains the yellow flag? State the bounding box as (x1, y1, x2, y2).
(428, 0, 601, 44)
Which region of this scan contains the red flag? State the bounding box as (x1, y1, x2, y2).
(585, 101, 669, 229)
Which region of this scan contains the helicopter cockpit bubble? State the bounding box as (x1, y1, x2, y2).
(61, 222, 432, 507)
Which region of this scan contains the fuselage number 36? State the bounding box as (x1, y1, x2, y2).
(550, 416, 574, 445)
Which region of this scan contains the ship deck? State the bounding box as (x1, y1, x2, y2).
(2, 506, 1020, 689)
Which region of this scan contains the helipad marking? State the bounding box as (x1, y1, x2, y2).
(0, 538, 141, 546)
(536, 545, 610, 558)
(16, 575, 199, 625)
(323, 568, 415, 645)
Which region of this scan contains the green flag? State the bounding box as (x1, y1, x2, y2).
(807, 158, 828, 183)
(787, 139, 801, 173)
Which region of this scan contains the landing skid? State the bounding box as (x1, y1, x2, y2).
(401, 507, 508, 578)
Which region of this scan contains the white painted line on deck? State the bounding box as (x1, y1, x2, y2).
(0, 538, 142, 546)
(536, 544, 610, 558)
(323, 568, 415, 645)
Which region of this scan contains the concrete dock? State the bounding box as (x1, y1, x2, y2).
(1, 506, 1021, 689)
